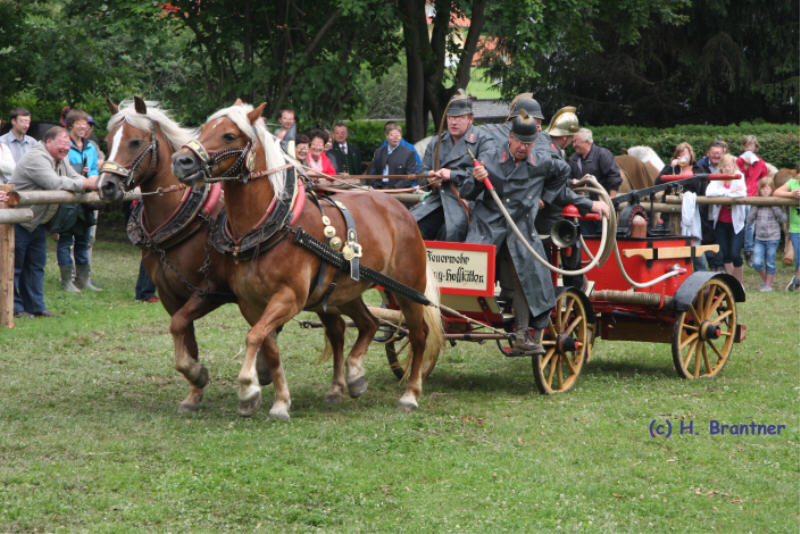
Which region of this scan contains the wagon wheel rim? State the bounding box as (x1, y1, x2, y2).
(533, 290, 588, 394)
(672, 278, 736, 379)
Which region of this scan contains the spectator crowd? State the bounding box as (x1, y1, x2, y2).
(0, 98, 797, 324)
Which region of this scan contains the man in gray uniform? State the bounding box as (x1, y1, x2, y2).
(461, 111, 569, 355)
(534, 106, 608, 288)
(412, 89, 495, 241)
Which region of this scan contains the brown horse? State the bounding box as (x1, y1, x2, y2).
(101, 97, 275, 413)
(171, 102, 443, 419)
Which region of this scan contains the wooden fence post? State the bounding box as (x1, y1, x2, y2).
(1, 183, 13, 327)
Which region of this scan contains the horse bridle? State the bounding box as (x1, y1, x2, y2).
(181, 138, 253, 183)
(100, 117, 160, 190)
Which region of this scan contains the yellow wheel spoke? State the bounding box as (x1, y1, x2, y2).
(564, 353, 577, 374)
(546, 355, 557, 386)
(682, 323, 699, 332)
(680, 332, 699, 349)
(542, 339, 557, 346)
(540, 349, 555, 369)
(701, 344, 711, 375)
(693, 343, 702, 377)
(682, 339, 698, 370)
(711, 309, 733, 325)
(689, 304, 701, 323)
(556, 356, 563, 389)
(709, 340, 725, 361)
(703, 286, 718, 316)
(565, 315, 583, 336)
(706, 291, 723, 316)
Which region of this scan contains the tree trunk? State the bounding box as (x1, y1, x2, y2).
(401, 0, 428, 142)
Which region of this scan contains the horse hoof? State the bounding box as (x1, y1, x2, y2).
(347, 376, 368, 398)
(237, 391, 262, 417)
(397, 395, 418, 412)
(325, 391, 344, 404)
(268, 407, 291, 421)
(177, 401, 200, 414)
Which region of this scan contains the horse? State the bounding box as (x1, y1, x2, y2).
(170, 101, 443, 420)
(100, 97, 276, 413)
(615, 154, 658, 193)
(626, 145, 665, 175)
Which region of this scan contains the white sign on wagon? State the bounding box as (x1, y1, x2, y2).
(424, 240, 495, 296)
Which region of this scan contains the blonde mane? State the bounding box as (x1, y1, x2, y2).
(207, 103, 286, 199)
(107, 100, 198, 151)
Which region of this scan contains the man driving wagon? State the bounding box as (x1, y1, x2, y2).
(462, 110, 607, 355)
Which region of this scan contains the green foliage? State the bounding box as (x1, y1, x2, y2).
(580, 123, 800, 169)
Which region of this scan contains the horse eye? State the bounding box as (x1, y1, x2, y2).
(223, 133, 237, 142)
(129, 139, 142, 149)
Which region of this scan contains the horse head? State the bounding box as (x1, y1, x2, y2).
(102, 96, 196, 196)
(171, 101, 267, 188)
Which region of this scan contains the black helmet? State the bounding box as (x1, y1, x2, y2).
(446, 88, 473, 116)
(510, 109, 538, 143)
(507, 94, 544, 121)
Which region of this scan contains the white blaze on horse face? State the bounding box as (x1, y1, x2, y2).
(107, 125, 125, 162)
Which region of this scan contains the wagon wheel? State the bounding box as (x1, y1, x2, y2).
(532, 289, 589, 394)
(386, 334, 438, 381)
(672, 278, 736, 379)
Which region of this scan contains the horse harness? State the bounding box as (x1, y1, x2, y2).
(182, 137, 431, 307)
(100, 116, 160, 190)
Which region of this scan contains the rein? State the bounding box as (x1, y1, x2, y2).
(100, 117, 159, 190)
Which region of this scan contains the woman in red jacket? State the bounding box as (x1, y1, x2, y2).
(306, 128, 336, 180)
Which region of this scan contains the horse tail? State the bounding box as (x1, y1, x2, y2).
(316, 334, 334, 364)
(420, 260, 445, 371)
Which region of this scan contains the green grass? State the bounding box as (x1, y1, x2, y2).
(1, 238, 798, 532)
(467, 68, 503, 99)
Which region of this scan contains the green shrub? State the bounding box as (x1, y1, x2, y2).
(583, 123, 799, 169)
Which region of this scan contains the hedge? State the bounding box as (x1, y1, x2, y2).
(580, 123, 799, 170)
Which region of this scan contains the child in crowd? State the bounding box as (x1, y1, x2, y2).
(745, 177, 786, 291)
(773, 173, 800, 290)
(706, 154, 747, 284)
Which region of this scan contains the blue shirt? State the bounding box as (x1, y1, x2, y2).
(68, 138, 99, 178)
(0, 131, 37, 163)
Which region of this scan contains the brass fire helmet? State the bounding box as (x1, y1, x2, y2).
(545, 106, 579, 137)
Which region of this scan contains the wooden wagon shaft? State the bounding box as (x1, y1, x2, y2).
(590, 289, 673, 308)
(0, 208, 34, 224)
(661, 195, 800, 207)
(5, 189, 141, 207)
(366, 306, 404, 323)
(622, 244, 720, 260)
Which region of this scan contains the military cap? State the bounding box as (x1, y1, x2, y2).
(446, 88, 473, 116)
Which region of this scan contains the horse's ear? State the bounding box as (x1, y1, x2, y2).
(247, 102, 267, 125)
(107, 98, 119, 115)
(233, 98, 243, 106)
(134, 96, 147, 115)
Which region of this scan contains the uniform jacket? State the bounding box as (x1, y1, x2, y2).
(367, 143, 417, 189)
(568, 143, 622, 194)
(411, 124, 495, 241)
(534, 132, 593, 234)
(463, 142, 569, 318)
(329, 142, 362, 175)
(10, 142, 84, 232)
